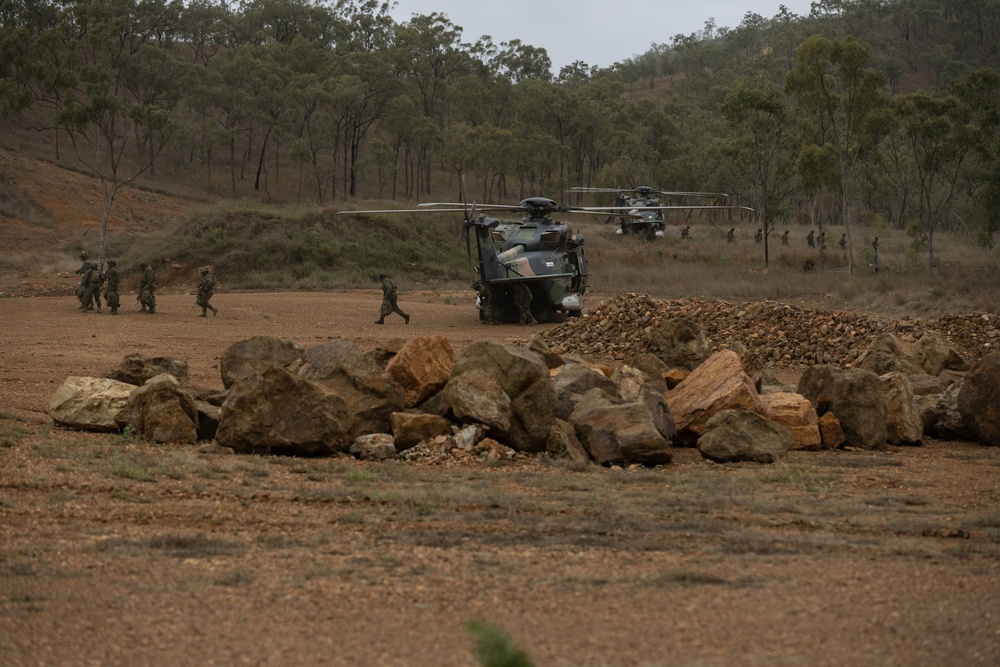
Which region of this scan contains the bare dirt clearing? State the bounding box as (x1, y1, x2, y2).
(2, 292, 1000, 667)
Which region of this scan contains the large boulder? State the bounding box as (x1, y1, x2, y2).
(666, 350, 763, 445)
(350, 434, 396, 461)
(647, 317, 708, 371)
(437, 368, 512, 433)
(126, 374, 199, 444)
(49, 376, 133, 432)
(107, 354, 189, 386)
(855, 333, 966, 377)
(797, 366, 887, 450)
(220, 336, 306, 390)
(552, 361, 618, 420)
(880, 372, 923, 446)
(569, 389, 672, 465)
(390, 412, 454, 451)
(216, 361, 350, 456)
(297, 340, 405, 439)
(545, 418, 591, 464)
(448, 341, 557, 452)
(957, 352, 1000, 445)
(918, 382, 976, 441)
(611, 365, 675, 441)
(385, 336, 454, 408)
(759, 392, 821, 450)
(696, 409, 793, 463)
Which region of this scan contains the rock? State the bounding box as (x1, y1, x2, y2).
(907, 373, 948, 397)
(350, 434, 396, 460)
(957, 351, 1000, 445)
(297, 340, 405, 439)
(385, 336, 454, 408)
(759, 392, 821, 450)
(545, 418, 591, 464)
(107, 353, 189, 386)
(220, 336, 306, 390)
(648, 317, 708, 371)
(912, 333, 967, 375)
(666, 350, 762, 445)
(696, 409, 793, 463)
(193, 400, 221, 442)
(49, 376, 133, 432)
(919, 383, 976, 441)
(880, 372, 923, 446)
(126, 373, 199, 444)
(552, 361, 618, 420)
(817, 412, 846, 450)
(797, 366, 887, 450)
(569, 391, 672, 465)
(611, 365, 675, 441)
(216, 361, 349, 456)
(526, 334, 565, 370)
(390, 412, 454, 451)
(856, 332, 967, 377)
(438, 368, 511, 433)
(450, 341, 556, 453)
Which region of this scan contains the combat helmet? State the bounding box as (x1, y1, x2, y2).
(378, 272, 387, 279)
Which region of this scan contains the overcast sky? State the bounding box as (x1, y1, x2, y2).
(389, 1, 816, 71)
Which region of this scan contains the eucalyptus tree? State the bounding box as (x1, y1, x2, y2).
(391, 12, 468, 193)
(32, 0, 178, 268)
(721, 75, 796, 267)
(784, 35, 888, 273)
(952, 67, 1000, 247)
(892, 91, 971, 276)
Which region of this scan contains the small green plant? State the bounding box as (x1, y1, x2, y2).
(466, 620, 534, 667)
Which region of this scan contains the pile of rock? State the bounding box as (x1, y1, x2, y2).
(48, 325, 1000, 467)
(543, 293, 998, 369)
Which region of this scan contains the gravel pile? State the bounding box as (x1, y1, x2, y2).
(543, 293, 999, 369)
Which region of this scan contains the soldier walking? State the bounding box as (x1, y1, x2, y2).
(806, 230, 815, 248)
(513, 283, 536, 325)
(138, 262, 157, 314)
(726, 228, 736, 243)
(104, 259, 121, 315)
(680, 225, 690, 240)
(196, 267, 218, 317)
(375, 272, 409, 324)
(781, 230, 789, 246)
(80, 256, 103, 312)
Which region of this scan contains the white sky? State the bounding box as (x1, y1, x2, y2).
(389, 0, 817, 71)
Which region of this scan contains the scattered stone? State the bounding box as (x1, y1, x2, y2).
(350, 433, 396, 460)
(390, 412, 454, 451)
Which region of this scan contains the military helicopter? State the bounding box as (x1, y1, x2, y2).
(339, 197, 640, 323)
(568, 186, 741, 240)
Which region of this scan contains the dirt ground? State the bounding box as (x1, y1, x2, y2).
(1, 291, 999, 667)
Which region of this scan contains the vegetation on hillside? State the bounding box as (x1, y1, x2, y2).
(2, 0, 999, 283)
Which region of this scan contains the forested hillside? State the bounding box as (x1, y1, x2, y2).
(2, 0, 1000, 275)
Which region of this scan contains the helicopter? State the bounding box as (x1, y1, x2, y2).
(339, 197, 642, 324)
(568, 186, 740, 240)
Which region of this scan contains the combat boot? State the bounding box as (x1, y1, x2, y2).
(211, 306, 218, 317)
(404, 314, 410, 325)
(374, 319, 384, 325)
(200, 308, 207, 317)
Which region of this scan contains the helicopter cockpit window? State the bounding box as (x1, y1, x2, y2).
(539, 230, 562, 247)
(491, 230, 507, 243)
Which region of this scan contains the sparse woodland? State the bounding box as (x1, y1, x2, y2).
(2, 0, 1000, 276)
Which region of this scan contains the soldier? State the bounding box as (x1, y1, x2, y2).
(375, 272, 409, 324)
(872, 237, 880, 274)
(839, 233, 847, 250)
(196, 267, 218, 317)
(472, 279, 496, 325)
(754, 228, 763, 244)
(680, 225, 690, 240)
(138, 262, 157, 314)
(726, 228, 736, 243)
(818, 231, 826, 250)
(781, 230, 789, 246)
(513, 283, 536, 325)
(806, 230, 815, 248)
(79, 256, 103, 313)
(104, 259, 121, 315)
(74, 251, 91, 309)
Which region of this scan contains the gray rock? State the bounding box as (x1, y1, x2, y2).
(880, 372, 923, 446)
(798, 365, 887, 450)
(648, 317, 708, 371)
(220, 336, 306, 390)
(107, 353, 189, 386)
(350, 433, 396, 460)
(958, 351, 1000, 445)
(390, 412, 454, 451)
(697, 409, 793, 463)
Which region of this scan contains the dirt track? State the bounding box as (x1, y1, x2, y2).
(2, 291, 1000, 667)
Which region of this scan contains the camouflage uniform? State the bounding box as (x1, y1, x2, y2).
(806, 230, 815, 248)
(74, 251, 91, 308)
(104, 259, 121, 315)
(375, 273, 409, 324)
(680, 226, 690, 240)
(472, 279, 496, 325)
(80, 259, 103, 312)
(781, 230, 789, 245)
(138, 262, 157, 314)
(726, 228, 736, 244)
(513, 283, 536, 325)
(196, 268, 218, 317)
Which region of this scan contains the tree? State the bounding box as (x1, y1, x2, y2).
(785, 35, 888, 273)
(722, 75, 796, 267)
